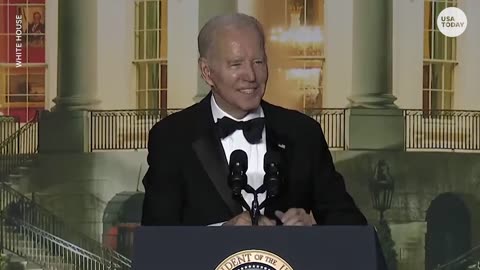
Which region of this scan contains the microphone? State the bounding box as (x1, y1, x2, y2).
(228, 150, 248, 197)
(263, 151, 282, 199)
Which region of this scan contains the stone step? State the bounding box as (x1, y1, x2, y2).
(6, 252, 78, 270)
(45, 262, 76, 270)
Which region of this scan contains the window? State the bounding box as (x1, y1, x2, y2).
(134, 0, 167, 110)
(0, 0, 46, 122)
(267, 0, 325, 109)
(423, 0, 457, 111)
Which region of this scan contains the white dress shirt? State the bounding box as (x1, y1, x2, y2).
(211, 95, 267, 219)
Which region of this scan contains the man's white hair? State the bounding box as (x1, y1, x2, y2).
(197, 13, 265, 59)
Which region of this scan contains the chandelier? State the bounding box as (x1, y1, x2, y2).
(269, 2, 323, 56)
(268, 0, 324, 108)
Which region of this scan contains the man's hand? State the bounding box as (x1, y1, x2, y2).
(223, 211, 276, 226)
(275, 208, 313, 226)
(258, 215, 276, 226)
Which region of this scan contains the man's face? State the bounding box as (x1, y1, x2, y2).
(34, 13, 41, 23)
(200, 26, 268, 118)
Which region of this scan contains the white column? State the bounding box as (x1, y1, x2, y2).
(349, 0, 397, 108)
(52, 0, 99, 110)
(348, 0, 404, 150)
(39, 0, 99, 152)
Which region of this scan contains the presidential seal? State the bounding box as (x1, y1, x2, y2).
(215, 250, 293, 270)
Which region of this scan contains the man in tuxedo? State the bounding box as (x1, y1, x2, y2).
(27, 12, 45, 47)
(141, 13, 367, 226)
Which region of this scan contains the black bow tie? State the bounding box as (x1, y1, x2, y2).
(215, 117, 265, 144)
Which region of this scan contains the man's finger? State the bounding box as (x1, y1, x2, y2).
(280, 208, 312, 226)
(282, 215, 302, 226)
(259, 216, 275, 226)
(275, 210, 284, 220)
(279, 208, 302, 223)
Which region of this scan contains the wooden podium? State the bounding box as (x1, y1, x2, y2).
(132, 225, 387, 269)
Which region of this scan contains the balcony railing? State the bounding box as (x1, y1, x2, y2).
(305, 108, 347, 150)
(88, 108, 480, 152)
(89, 109, 182, 151)
(0, 116, 19, 144)
(88, 108, 347, 151)
(405, 109, 480, 151)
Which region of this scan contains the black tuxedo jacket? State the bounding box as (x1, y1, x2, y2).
(141, 93, 367, 225)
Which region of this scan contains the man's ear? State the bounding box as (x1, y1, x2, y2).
(198, 57, 215, 87)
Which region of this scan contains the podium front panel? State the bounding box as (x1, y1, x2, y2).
(132, 226, 386, 270)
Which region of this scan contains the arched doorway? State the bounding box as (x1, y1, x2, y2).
(103, 192, 144, 259)
(425, 193, 471, 270)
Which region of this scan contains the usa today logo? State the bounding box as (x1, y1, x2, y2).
(437, 7, 467, 37)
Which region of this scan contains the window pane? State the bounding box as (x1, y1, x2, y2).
(8, 68, 28, 102)
(422, 90, 430, 110)
(444, 91, 453, 109)
(431, 91, 442, 110)
(137, 64, 146, 90)
(306, 0, 323, 26)
(138, 2, 144, 31)
(159, 30, 163, 59)
(137, 91, 146, 109)
(431, 63, 443, 90)
(433, 30, 445, 60)
(159, 0, 167, 59)
(423, 64, 430, 89)
(147, 91, 159, 109)
(27, 67, 44, 102)
(146, 30, 158, 59)
(160, 64, 167, 89)
(159, 1, 162, 29)
(424, 2, 433, 30)
(447, 37, 455, 60)
(444, 63, 454, 91)
(147, 63, 159, 89)
(136, 31, 144, 60)
(146, 1, 158, 30)
(0, 35, 7, 62)
(424, 30, 432, 59)
(433, 2, 446, 31)
(160, 89, 167, 109)
(27, 94, 44, 103)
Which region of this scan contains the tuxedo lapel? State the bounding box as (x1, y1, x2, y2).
(263, 102, 290, 218)
(192, 94, 242, 216)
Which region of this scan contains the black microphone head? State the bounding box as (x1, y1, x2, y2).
(230, 150, 248, 171)
(263, 151, 282, 199)
(228, 150, 248, 196)
(264, 151, 281, 172)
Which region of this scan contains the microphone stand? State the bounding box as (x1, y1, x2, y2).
(236, 185, 269, 226)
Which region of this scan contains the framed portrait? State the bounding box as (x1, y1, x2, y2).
(25, 6, 46, 48)
(15, 5, 45, 48)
